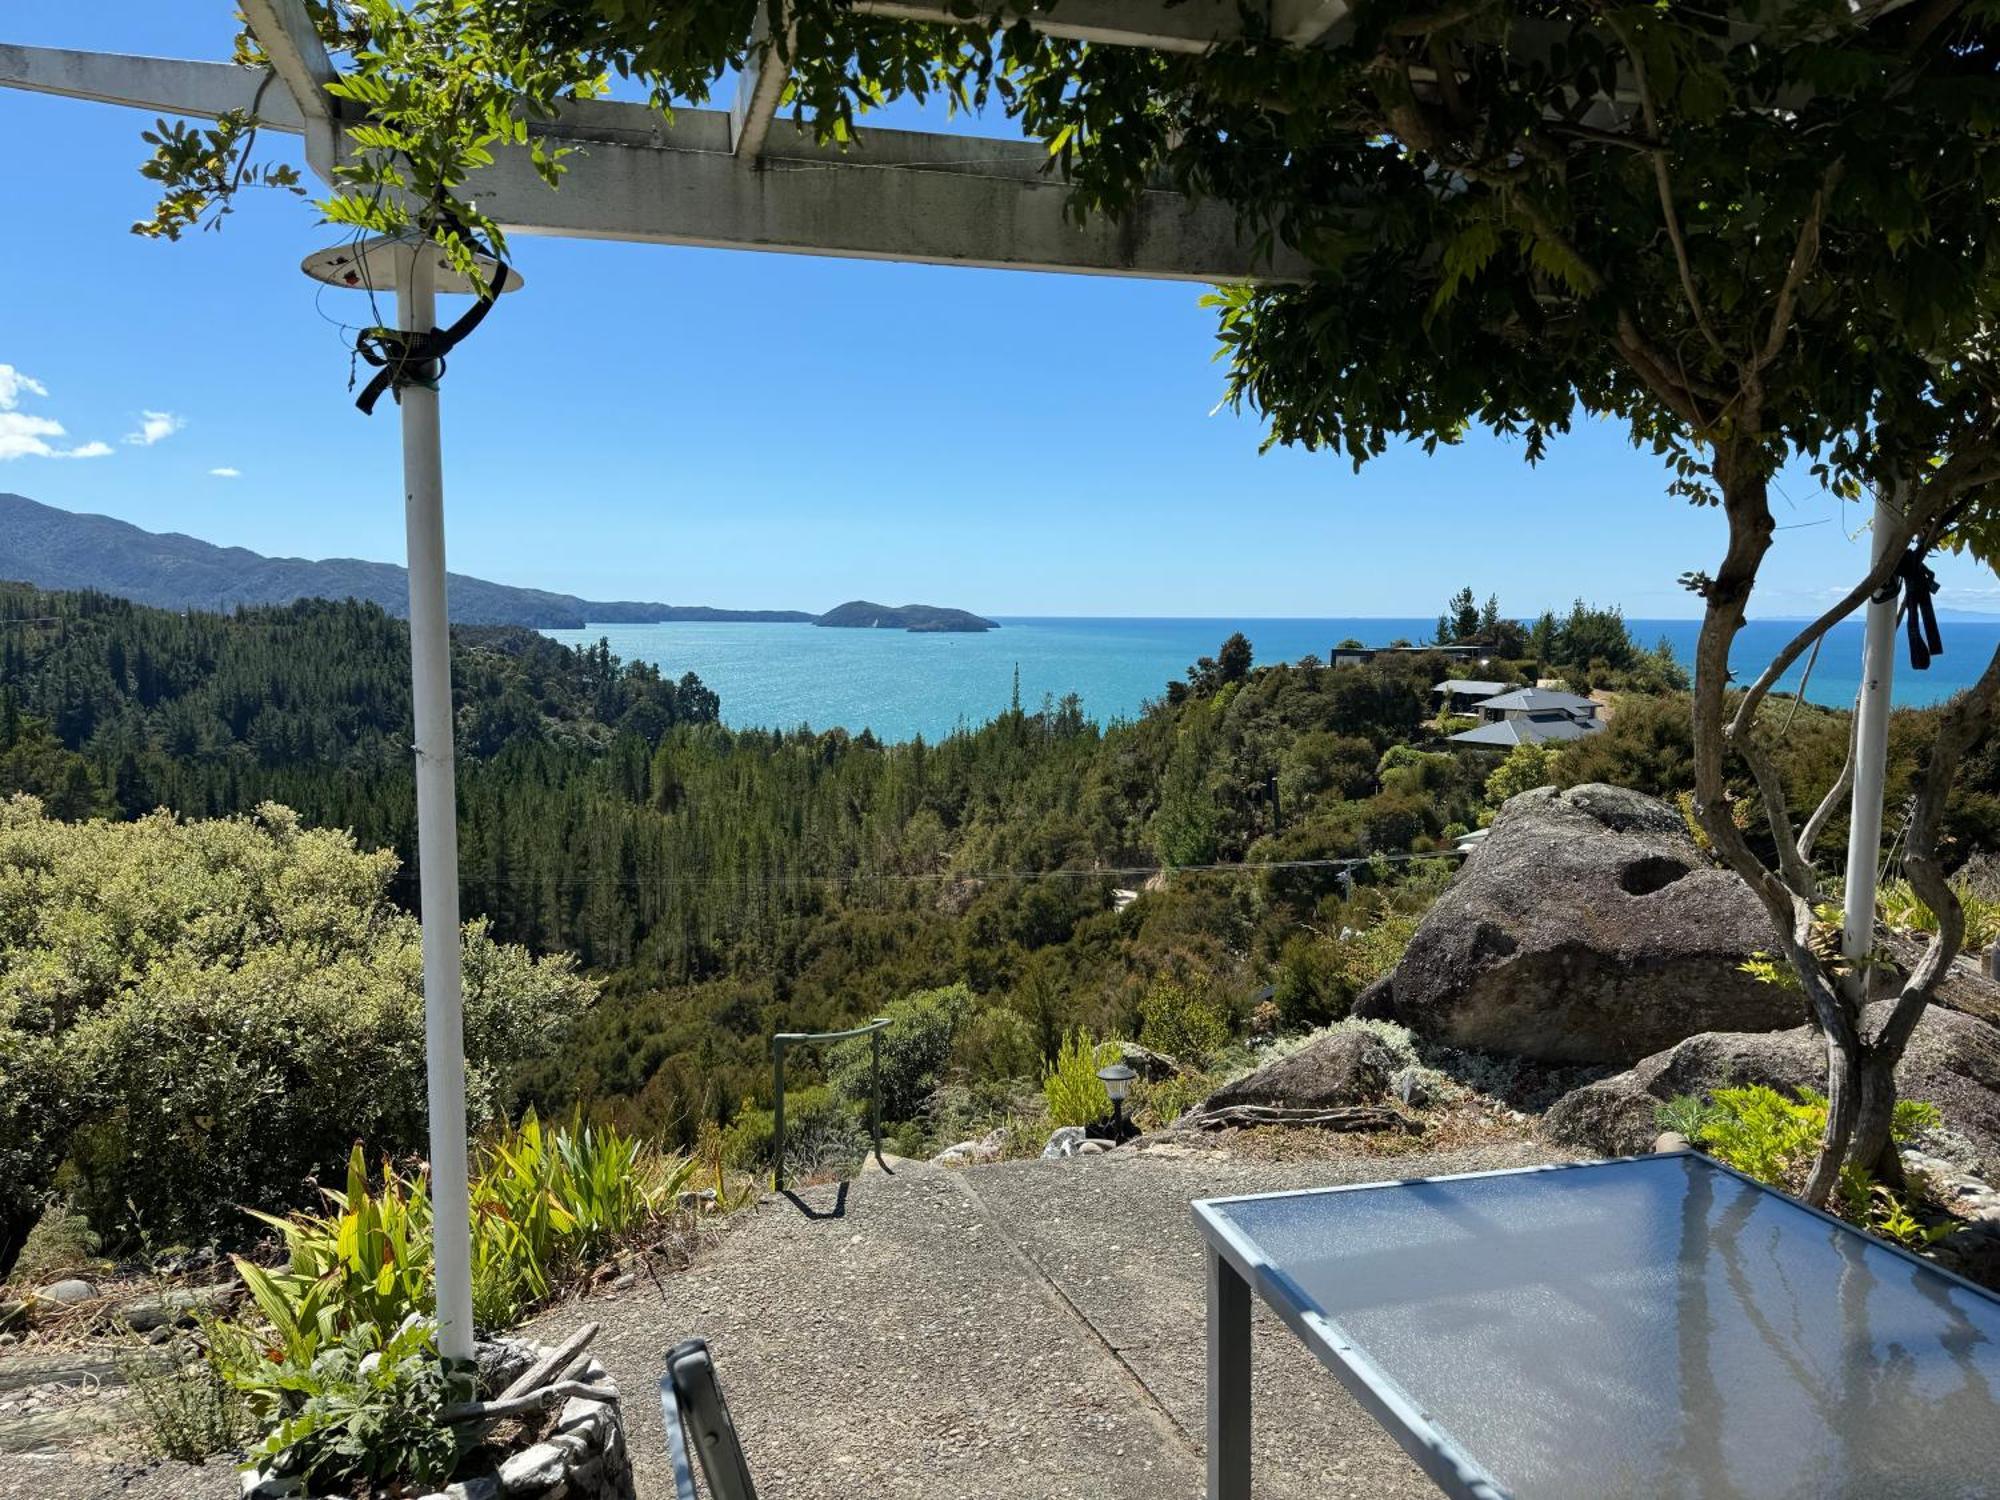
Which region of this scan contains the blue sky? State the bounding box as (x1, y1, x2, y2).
(4, 3, 1995, 620)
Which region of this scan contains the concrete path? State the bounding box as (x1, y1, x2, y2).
(557, 1138, 1571, 1500)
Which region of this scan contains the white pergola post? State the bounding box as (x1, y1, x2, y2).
(395, 247, 478, 1373)
(1842, 488, 1902, 982)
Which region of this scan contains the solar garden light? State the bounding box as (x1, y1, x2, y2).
(1098, 1061, 1138, 1142)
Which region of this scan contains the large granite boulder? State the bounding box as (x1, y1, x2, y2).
(1203, 1028, 1393, 1110)
(1367, 784, 1800, 1065)
(1546, 989, 2000, 1181)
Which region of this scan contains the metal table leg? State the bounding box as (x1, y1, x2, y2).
(1207, 1246, 1252, 1500)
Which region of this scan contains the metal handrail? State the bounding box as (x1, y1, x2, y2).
(770, 1016, 892, 1191)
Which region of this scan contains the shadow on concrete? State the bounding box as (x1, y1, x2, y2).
(779, 1182, 850, 1220)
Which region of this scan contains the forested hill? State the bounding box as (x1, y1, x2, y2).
(0, 493, 813, 628)
(2, 580, 1990, 1150)
(815, 601, 999, 632)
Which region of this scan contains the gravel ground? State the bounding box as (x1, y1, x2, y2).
(540, 1133, 1575, 1500)
(0, 1132, 1572, 1500)
(0, 1452, 238, 1500)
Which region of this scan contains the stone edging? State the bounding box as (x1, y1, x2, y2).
(241, 1344, 634, 1500)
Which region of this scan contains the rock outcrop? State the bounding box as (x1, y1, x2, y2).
(1365, 783, 1800, 1065)
(1546, 990, 2000, 1181)
(1203, 1028, 1393, 1111)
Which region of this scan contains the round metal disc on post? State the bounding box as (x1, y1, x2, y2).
(301, 235, 525, 296)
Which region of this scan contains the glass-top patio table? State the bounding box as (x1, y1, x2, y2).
(1192, 1152, 2000, 1500)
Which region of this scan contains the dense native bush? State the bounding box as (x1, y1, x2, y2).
(1137, 976, 1232, 1066)
(0, 798, 594, 1277)
(828, 982, 974, 1122)
(9, 584, 1995, 1169)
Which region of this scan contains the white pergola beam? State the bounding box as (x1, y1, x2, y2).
(731, 5, 791, 160)
(0, 45, 1301, 281)
(240, 0, 339, 176)
(468, 122, 1305, 280)
(0, 43, 302, 129)
(850, 0, 1351, 52)
(239, 0, 336, 119)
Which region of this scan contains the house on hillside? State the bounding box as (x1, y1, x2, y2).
(1447, 685, 1604, 749)
(1433, 678, 1509, 714)
(1332, 643, 1489, 668)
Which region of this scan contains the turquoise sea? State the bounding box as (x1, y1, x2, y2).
(541, 616, 2000, 744)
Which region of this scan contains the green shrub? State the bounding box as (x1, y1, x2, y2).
(724, 1085, 869, 1183)
(1138, 978, 1231, 1065)
(232, 1115, 687, 1352)
(0, 799, 595, 1277)
(1654, 1094, 1724, 1141)
(121, 1337, 249, 1463)
(222, 1315, 459, 1492)
(1670, 1086, 1952, 1246)
(949, 1005, 1041, 1083)
(1043, 1031, 1120, 1128)
(829, 984, 973, 1122)
(469, 1109, 691, 1324)
(1484, 743, 1557, 806)
(1878, 878, 2000, 949)
(1699, 1085, 1828, 1184)
(1273, 916, 1422, 1032)
(1133, 1072, 1215, 1129)
(1271, 935, 1346, 1030)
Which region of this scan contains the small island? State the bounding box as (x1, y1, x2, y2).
(814, 600, 999, 633)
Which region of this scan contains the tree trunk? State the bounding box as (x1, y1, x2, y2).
(1849, 1045, 1905, 1190)
(1803, 1024, 1860, 1207)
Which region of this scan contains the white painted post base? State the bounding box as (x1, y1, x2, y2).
(1207, 1247, 1252, 1500)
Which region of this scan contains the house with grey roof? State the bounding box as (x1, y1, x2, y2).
(1332, 643, 1489, 668)
(1433, 678, 1510, 713)
(1447, 684, 1604, 749)
(1469, 686, 1599, 718)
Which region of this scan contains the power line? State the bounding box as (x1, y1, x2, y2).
(404, 846, 1470, 892)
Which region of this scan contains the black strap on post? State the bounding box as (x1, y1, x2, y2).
(1874, 547, 1944, 671)
(352, 258, 508, 416)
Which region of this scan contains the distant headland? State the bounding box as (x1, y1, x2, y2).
(0, 494, 992, 632)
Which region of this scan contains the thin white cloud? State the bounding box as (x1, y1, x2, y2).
(0, 366, 49, 408)
(0, 364, 112, 461)
(125, 410, 185, 447)
(209, 466, 242, 478)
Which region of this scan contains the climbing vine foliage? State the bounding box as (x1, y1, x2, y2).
(147, 0, 2000, 533)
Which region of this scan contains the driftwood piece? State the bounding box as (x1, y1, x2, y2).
(443, 1378, 619, 1425)
(1187, 1103, 1413, 1133)
(495, 1322, 598, 1405)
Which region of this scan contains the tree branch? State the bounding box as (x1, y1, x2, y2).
(1753, 164, 1843, 376)
(1689, 454, 1798, 927)
(1797, 700, 1858, 866)
(1738, 722, 1817, 897)
(1724, 499, 1918, 742)
(1602, 12, 1732, 371)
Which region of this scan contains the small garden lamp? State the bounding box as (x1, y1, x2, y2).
(1098, 1061, 1138, 1141)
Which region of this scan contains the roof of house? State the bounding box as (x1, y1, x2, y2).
(1333, 643, 1487, 656)
(1448, 713, 1606, 748)
(1435, 679, 1509, 698)
(1473, 686, 1598, 713)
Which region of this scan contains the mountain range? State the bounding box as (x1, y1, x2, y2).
(0, 495, 993, 631)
